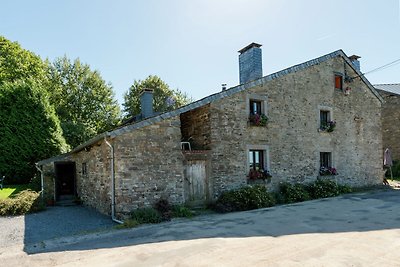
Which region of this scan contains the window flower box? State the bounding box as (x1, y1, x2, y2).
(249, 113, 268, 126)
(320, 120, 336, 132)
(247, 169, 272, 181)
(319, 166, 338, 176)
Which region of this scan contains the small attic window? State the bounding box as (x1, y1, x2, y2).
(335, 75, 343, 90)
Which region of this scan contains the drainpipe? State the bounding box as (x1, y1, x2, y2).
(104, 137, 123, 224)
(35, 163, 44, 200)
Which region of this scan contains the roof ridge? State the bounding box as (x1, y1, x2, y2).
(39, 49, 381, 159)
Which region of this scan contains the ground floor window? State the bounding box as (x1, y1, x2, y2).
(249, 150, 264, 170)
(319, 152, 337, 175)
(320, 152, 331, 168)
(247, 147, 271, 180)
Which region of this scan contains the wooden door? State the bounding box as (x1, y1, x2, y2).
(185, 160, 207, 204)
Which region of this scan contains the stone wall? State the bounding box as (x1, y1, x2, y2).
(72, 141, 112, 215)
(207, 56, 383, 197)
(180, 104, 211, 150)
(70, 116, 185, 218)
(376, 90, 400, 161)
(112, 116, 185, 218)
(41, 162, 56, 202)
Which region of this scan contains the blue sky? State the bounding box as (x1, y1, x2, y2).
(1, 0, 399, 105)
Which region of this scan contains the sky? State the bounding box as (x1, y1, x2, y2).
(1, 0, 399, 106)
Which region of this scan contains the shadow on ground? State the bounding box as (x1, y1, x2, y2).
(23, 188, 400, 255)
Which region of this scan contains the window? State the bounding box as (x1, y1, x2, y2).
(320, 152, 331, 168)
(82, 163, 87, 176)
(250, 100, 262, 115)
(335, 74, 343, 90)
(249, 150, 264, 170)
(320, 110, 330, 128)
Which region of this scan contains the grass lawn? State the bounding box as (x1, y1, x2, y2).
(0, 184, 31, 199)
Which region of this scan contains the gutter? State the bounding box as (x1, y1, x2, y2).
(104, 137, 123, 224)
(35, 163, 44, 200)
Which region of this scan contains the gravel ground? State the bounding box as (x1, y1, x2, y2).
(0, 205, 116, 248)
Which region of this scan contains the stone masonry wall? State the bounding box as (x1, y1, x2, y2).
(208, 56, 383, 197)
(72, 141, 112, 215)
(42, 162, 56, 202)
(376, 90, 400, 161)
(70, 116, 185, 218)
(180, 104, 211, 150)
(112, 116, 185, 218)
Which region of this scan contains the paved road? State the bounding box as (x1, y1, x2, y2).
(1, 189, 400, 266)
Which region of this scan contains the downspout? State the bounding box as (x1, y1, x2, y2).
(35, 163, 44, 200)
(104, 137, 123, 224)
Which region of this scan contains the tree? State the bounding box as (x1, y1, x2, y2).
(123, 75, 192, 118)
(0, 36, 48, 85)
(48, 56, 121, 148)
(0, 79, 69, 184)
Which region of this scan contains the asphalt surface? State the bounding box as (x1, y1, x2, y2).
(0, 205, 115, 249)
(1, 188, 400, 266)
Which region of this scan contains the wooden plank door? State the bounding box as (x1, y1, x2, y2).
(185, 160, 207, 204)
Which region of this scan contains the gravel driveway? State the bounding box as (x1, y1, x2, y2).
(0, 205, 115, 249)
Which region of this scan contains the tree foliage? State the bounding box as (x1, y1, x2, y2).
(123, 75, 192, 118)
(48, 56, 121, 147)
(0, 36, 48, 85)
(0, 79, 68, 183)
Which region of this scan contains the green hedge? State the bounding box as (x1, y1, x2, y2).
(215, 185, 275, 213)
(0, 190, 45, 216)
(277, 180, 352, 204)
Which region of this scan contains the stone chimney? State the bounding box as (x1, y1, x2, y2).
(238, 42, 263, 84)
(349, 55, 361, 72)
(140, 88, 154, 119)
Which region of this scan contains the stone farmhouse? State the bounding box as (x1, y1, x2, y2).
(374, 84, 400, 162)
(37, 43, 384, 220)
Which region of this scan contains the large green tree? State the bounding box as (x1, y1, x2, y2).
(0, 79, 68, 183)
(48, 56, 121, 148)
(123, 75, 192, 118)
(0, 36, 48, 85)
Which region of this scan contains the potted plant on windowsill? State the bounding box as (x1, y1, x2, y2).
(247, 169, 272, 183)
(249, 113, 268, 127)
(320, 120, 336, 132)
(319, 166, 338, 176)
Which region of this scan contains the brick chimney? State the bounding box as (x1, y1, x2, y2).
(349, 55, 361, 72)
(140, 88, 154, 119)
(238, 42, 263, 84)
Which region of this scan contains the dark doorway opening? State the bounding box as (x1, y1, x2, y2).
(55, 162, 76, 201)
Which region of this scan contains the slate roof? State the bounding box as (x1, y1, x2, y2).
(374, 84, 400, 95)
(37, 49, 383, 165)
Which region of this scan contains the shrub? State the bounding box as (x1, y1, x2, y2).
(171, 205, 194, 218)
(307, 179, 341, 199)
(215, 185, 275, 213)
(130, 208, 163, 224)
(0, 190, 45, 216)
(154, 198, 172, 221)
(386, 160, 400, 179)
(277, 182, 311, 204)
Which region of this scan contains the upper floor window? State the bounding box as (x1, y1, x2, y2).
(250, 100, 262, 115)
(335, 74, 343, 90)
